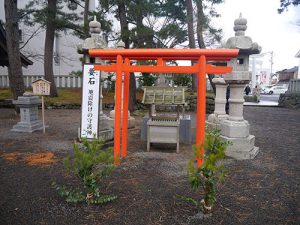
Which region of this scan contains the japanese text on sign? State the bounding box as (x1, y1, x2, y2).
(80, 65, 100, 138)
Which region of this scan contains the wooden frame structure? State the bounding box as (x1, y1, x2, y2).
(88, 48, 239, 166)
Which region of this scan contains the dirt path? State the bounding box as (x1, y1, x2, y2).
(0, 107, 299, 225)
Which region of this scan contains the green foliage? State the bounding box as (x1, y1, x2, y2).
(244, 95, 258, 103)
(54, 138, 117, 205)
(19, 0, 112, 40)
(107, 73, 115, 91)
(100, 0, 188, 48)
(197, 0, 224, 47)
(69, 70, 82, 77)
(185, 128, 230, 213)
(173, 74, 192, 87)
(138, 74, 157, 87)
(20, 0, 80, 30)
(278, 0, 300, 13)
(176, 194, 200, 208)
(52, 182, 85, 203)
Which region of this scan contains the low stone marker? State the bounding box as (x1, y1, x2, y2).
(279, 79, 300, 109)
(11, 94, 43, 133)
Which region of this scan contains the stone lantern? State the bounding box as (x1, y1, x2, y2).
(221, 14, 261, 159)
(107, 41, 135, 129)
(78, 16, 113, 140)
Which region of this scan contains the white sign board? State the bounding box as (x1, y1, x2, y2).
(80, 65, 100, 138)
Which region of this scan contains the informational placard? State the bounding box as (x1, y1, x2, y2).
(32, 79, 51, 96)
(32, 78, 51, 134)
(80, 65, 100, 139)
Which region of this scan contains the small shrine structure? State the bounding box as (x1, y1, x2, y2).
(88, 48, 239, 166)
(142, 86, 186, 152)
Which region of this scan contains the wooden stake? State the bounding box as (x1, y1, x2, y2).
(42, 95, 45, 134)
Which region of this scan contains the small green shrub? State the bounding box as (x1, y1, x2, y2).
(53, 138, 117, 204)
(173, 74, 192, 87)
(181, 128, 230, 213)
(244, 95, 258, 102)
(138, 73, 157, 87)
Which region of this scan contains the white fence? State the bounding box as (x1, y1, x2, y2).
(0, 75, 82, 88)
(0, 74, 213, 90)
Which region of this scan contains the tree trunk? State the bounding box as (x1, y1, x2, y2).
(135, 2, 144, 48)
(4, 0, 25, 99)
(83, 0, 90, 39)
(186, 0, 197, 91)
(117, 0, 129, 47)
(195, 0, 205, 49)
(44, 0, 58, 97)
(195, 0, 216, 94)
(117, 0, 136, 112)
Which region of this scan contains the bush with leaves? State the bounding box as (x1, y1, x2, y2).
(182, 128, 230, 213)
(53, 138, 117, 205)
(138, 73, 157, 87)
(173, 74, 192, 87)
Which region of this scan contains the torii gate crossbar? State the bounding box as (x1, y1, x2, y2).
(88, 48, 239, 167)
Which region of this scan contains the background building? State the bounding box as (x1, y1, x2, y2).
(0, 0, 82, 78)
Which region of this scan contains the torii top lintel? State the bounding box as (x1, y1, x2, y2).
(89, 48, 239, 61)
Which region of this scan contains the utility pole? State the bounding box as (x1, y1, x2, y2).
(250, 51, 274, 87)
(270, 51, 274, 84)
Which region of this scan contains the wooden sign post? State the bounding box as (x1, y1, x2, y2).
(32, 78, 51, 134)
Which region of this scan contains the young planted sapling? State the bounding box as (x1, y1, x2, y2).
(53, 138, 117, 204)
(187, 128, 230, 213)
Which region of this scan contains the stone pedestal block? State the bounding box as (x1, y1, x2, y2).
(207, 77, 228, 129)
(221, 120, 250, 138)
(207, 114, 228, 129)
(221, 135, 259, 159)
(98, 114, 114, 140)
(11, 96, 43, 133)
(107, 109, 135, 129)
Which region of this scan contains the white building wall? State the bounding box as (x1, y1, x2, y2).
(0, 0, 82, 76)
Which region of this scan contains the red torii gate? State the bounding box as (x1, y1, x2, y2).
(89, 48, 239, 166)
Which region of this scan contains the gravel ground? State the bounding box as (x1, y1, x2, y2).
(0, 107, 299, 225)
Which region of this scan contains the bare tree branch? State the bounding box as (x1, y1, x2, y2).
(19, 25, 44, 50)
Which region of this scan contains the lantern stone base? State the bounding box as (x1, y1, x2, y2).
(11, 120, 44, 133)
(98, 114, 114, 140)
(78, 114, 114, 141)
(108, 110, 135, 129)
(107, 117, 135, 129)
(220, 119, 259, 160)
(221, 119, 250, 138)
(206, 114, 228, 130)
(98, 129, 114, 140)
(221, 135, 259, 160)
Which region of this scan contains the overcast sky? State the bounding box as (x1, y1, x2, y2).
(214, 0, 300, 72)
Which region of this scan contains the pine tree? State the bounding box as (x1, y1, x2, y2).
(278, 0, 300, 13)
(4, 0, 25, 99)
(19, 0, 112, 97)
